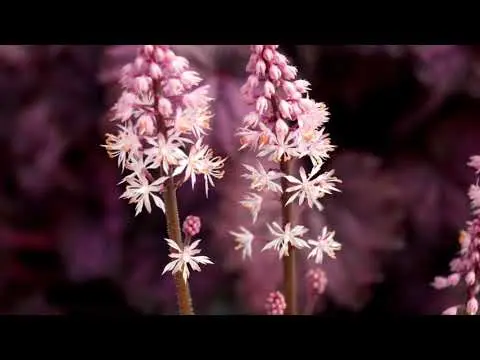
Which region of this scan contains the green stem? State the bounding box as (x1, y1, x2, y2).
(280, 159, 297, 315)
(164, 178, 195, 315)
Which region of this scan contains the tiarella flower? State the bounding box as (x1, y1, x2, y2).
(162, 238, 213, 283)
(173, 140, 226, 196)
(239, 193, 263, 223)
(256, 120, 301, 162)
(120, 174, 167, 216)
(262, 222, 310, 258)
(103, 45, 226, 215)
(297, 127, 336, 167)
(144, 132, 189, 174)
(174, 106, 212, 138)
(284, 166, 340, 211)
(195, 147, 227, 198)
(229, 227, 255, 260)
(104, 124, 142, 171)
(307, 227, 341, 264)
(242, 162, 283, 193)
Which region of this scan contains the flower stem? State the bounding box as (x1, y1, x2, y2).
(280, 159, 297, 315)
(164, 177, 195, 315)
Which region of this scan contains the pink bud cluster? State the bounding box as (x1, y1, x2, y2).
(265, 290, 287, 315)
(103, 45, 225, 215)
(306, 268, 328, 296)
(118, 45, 210, 134)
(183, 215, 202, 238)
(241, 45, 310, 122)
(433, 156, 480, 315)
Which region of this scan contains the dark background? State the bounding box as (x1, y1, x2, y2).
(0, 45, 477, 314)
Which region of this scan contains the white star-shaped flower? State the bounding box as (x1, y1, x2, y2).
(284, 166, 340, 211)
(262, 222, 310, 258)
(229, 227, 254, 260)
(120, 173, 167, 216)
(307, 227, 341, 264)
(239, 193, 263, 223)
(242, 161, 283, 193)
(162, 238, 213, 283)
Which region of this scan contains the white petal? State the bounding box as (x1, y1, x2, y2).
(165, 238, 181, 252)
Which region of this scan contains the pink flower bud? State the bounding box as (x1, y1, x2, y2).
(263, 48, 274, 61)
(163, 78, 184, 96)
(269, 64, 282, 81)
(256, 96, 269, 115)
(466, 297, 478, 315)
(294, 79, 311, 93)
(275, 119, 289, 139)
(282, 81, 297, 96)
(274, 53, 288, 68)
(246, 55, 258, 73)
(149, 63, 163, 80)
(180, 71, 201, 88)
(473, 252, 480, 263)
(158, 97, 173, 118)
(290, 90, 302, 100)
(246, 75, 259, 91)
(447, 273, 461, 286)
(183, 215, 201, 237)
(431, 276, 448, 289)
(134, 56, 147, 73)
(165, 49, 176, 61)
(290, 101, 303, 118)
(306, 268, 328, 295)
(136, 113, 155, 136)
(466, 271, 476, 286)
(265, 291, 286, 315)
(135, 76, 151, 93)
(169, 56, 189, 74)
(278, 100, 292, 119)
(243, 112, 260, 128)
(299, 98, 316, 112)
(255, 60, 267, 77)
(253, 45, 264, 54)
(143, 45, 155, 56)
(264, 81, 275, 98)
(442, 306, 458, 315)
(283, 65, 298, 80)
(154, 48, 165, 62)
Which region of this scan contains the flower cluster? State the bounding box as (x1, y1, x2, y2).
(432, 155, 480, 315)
(103, 45, 226, 216)
(231, 45, 341, 263)
(162, 215, 213, 283)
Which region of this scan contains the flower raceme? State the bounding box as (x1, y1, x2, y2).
(432, 156, 480, 315)
(231, 45, 341, 263)
(103, 45, 226, 215)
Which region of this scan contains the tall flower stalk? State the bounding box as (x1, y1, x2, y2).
(432, 155, 480, 315)
(103, 45, 225, 315)
(231, 45, 342, 314)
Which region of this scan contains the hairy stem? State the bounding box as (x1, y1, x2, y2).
(280, 159, 297, 315)
(164, 178, 195, 315)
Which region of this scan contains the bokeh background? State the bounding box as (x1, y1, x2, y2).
(0, 45, 478, 315)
